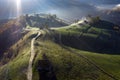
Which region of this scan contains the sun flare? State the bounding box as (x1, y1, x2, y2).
(16, 0, 21, 8)
(16, 0, 22, 16)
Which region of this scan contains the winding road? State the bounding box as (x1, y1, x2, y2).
(27, 31, 41, 80)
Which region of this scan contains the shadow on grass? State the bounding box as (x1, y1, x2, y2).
(37, 54, 57, 80)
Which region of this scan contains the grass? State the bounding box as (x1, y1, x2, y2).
(72, 48, 120, 79)
(1, 36, 120, 80)
(0, 19, 120, 80)
(0, 30, 38, 80)
(53, 21, 120, 54)
(32, 38, 115, 80)
(55, 24, 111, 38)
(55, 24, 90, 34)
(0, 40, 30, 80)
(0, 29, 38, 65)
(55, 24, 100, 39)
(45, 20, 120, 79)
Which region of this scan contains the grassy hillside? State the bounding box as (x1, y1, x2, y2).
(32, 38, 120, 80)
(53, 19, 120, 54)
(0, 18, 26, 58)
(74, 48, 120, 79)
(0, 30, 39, 80)
(0, 28, 120, 80)
(0, 18, 120, 80)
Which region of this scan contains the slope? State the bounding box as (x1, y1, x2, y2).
(53, 18, 120, 54)
(0, 17, 120, 80)
(0, 28, 120, 80)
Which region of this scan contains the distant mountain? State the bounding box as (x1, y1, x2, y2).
(25, 13, 68, 28)
(100, 5, 120, 25)
(0, 19, 9, 26)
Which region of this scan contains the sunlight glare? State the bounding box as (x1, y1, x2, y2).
(17, 0, 21, 9)
(16, 0, 22, 17)
(116, 4, 120, 7)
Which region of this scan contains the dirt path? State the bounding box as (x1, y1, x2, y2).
(27, 31, 41, 80)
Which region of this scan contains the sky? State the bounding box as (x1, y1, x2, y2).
(0, 0, 120, 20)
